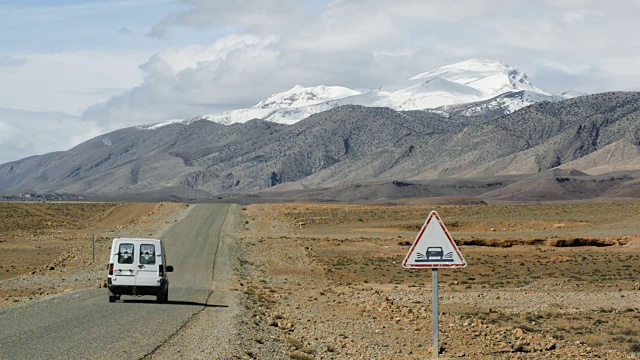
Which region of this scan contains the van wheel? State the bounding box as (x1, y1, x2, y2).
(157, 288, 168, 303)
(109, 295, 117, 303)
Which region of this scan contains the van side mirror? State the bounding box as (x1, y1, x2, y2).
(166, 266, 174, 273)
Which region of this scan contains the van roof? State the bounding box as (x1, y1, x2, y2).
(113, 238, 162, 242)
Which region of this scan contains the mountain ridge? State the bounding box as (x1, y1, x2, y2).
(151, 59, 577, 128)
(1, 92, 639, 202)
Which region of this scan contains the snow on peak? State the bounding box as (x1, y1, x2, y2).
(408, 59, 544, 96)
(197, 85, 363, 126)
(410, 59, 508, 80)
(313, 59, 552, 112)
(144, 59, 561, 129)
(254, 85, 362, 109)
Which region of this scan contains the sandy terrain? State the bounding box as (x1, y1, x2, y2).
(3, 201, 640, 359)
(233, 202, 640, 359)
(0, 202, 190, 307)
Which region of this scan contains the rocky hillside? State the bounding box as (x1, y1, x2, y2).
(0, 92, 639, 199)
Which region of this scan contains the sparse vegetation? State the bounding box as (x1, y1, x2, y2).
(0, 202, 188, 305)
(5, 93, 640, 198)
(237, 202, 640, 358)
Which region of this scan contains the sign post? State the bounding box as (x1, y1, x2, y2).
(402, 211, 466, 359)
(432, 268, 438, 358)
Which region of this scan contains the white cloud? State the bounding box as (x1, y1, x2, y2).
(82, 31, 449, 128)
(78, 0, 640, 128)
(0, 50, 150, 115)
(534, 59, 592, 75)
(82, 35, 286, 129)
(0, 109, 102, 164)
(142, 34, 263, 76)
(0, 55, 28, 69)
(148, 0, 306, 38)
(3, 0, 640, 164)
(287, 11, 398, 51)
(329, 0, 505, 22)
(493, 3, 639, 56)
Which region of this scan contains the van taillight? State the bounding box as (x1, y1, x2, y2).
(159, 266, 164, 277)
(108, 263, 114, 276)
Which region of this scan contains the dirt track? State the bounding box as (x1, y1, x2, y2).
(0, 203, 241, 360)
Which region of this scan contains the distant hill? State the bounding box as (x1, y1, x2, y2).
(0, 108, 81, 164)
(1, 92, 640, 202)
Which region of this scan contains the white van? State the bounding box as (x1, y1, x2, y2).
(107, 238, 173, 303)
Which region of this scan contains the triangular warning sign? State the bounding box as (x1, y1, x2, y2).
(402, 211, 466, 268)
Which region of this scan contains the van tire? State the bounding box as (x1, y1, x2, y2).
(109, 295, 117, 303)
(157, 288, 168, 303)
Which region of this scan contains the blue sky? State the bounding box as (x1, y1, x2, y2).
(0, 0, 328, 53)
(0, 0, 209, 52)
(0, 0, 639, 164)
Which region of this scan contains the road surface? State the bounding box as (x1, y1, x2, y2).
(0, 204, 232, 360)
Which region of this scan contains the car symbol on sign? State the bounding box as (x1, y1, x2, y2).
(415, 247, 455, 263)
(426, 247, 444, 260)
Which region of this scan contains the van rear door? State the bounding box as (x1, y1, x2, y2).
(113, 241, 136, 286)
(135, 242, 160, 287)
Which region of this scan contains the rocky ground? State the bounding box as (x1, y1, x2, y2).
(3, 201, 640, 359)
(230, 203, 640, 359)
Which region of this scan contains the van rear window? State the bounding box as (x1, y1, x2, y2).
(118, 243, 134, 264)
(140, 244, 156, 265)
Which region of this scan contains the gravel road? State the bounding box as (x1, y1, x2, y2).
(0, 203, 238, 360)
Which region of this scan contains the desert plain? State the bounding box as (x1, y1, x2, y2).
(2, 200, 640, 359)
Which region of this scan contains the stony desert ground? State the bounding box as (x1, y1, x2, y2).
(234, 202, 640, 359)
(3, 201, 640, 359)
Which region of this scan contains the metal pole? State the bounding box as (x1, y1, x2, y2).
(432, 268, 439, 359)
(92, 234, 95, 263)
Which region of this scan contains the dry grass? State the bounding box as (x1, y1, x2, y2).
(241, 201, 640, 357)
(0, 202, 188, 304)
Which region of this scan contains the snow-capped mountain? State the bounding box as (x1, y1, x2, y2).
(255, 85, 361, 109)
(335, 59, 550, 111)
(202, 85, 362, 125)
(146, 59, 581, 128)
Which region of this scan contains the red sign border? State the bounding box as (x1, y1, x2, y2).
(402, 211, 467, 268)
